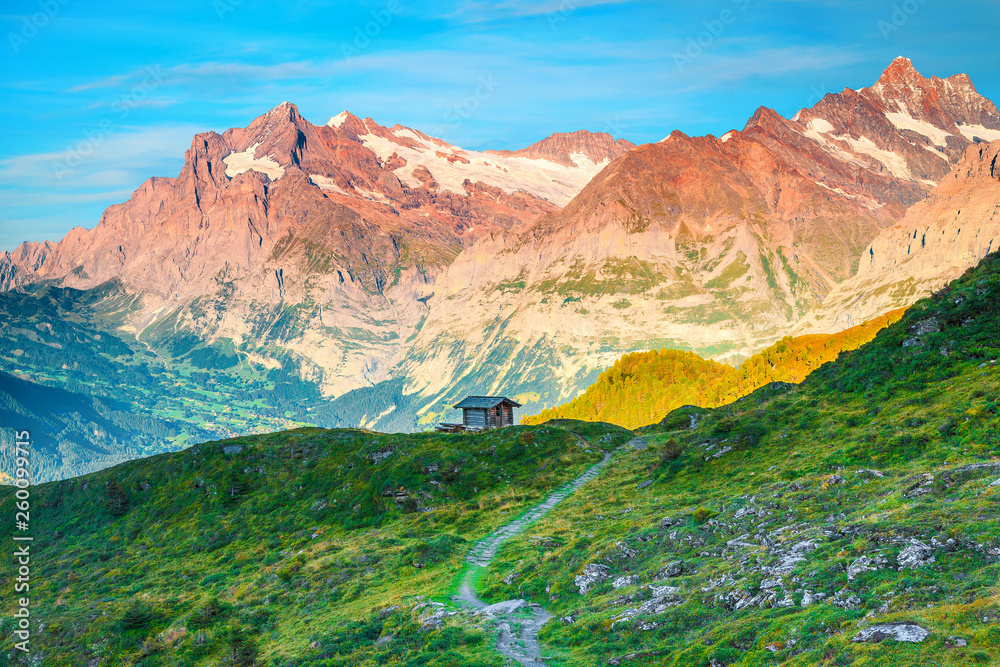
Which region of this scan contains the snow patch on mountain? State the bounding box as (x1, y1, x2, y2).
(223, 143, 285, 180)
(358, 128, 609, 206)
(839, 135, 912, 180)
(807, 118, 835, 134)
(957, 124, 1000, 142)
(308, 174, 352, 196)
(327, 111, 351, 128)
(885, 108, 951, 146)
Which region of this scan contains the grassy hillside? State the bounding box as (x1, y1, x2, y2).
(0, 421, 632, 666)
(485, 255, 1000, 665)
(523, 309, 905, 429)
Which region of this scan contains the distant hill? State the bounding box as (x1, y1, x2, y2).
(0, 370, 182, 482)
(524, 307, 905, 428)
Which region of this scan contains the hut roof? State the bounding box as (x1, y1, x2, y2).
(453, 396, 522, 409)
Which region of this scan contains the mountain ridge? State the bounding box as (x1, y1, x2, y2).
(1, 57, 998, 461)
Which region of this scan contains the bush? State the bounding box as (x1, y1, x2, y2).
(188, 597, 228, 630)
(692, 507, 717, 524)
(121, 602, 157, 631)
(224, 626, 262, 667)
(659, 439, 684, 463)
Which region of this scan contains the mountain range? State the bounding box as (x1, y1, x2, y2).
(2, 57, 1000, 479)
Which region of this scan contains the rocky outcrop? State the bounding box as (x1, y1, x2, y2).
(575, 564, 612, 594)
(800, 139, 1000, 333)
(852, 623, 930, 644)
(897, 539, 936, 569)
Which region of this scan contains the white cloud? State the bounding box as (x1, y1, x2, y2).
(0, 124, 201, 186)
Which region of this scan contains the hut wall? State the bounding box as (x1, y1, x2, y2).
(463, 408, 487, 429)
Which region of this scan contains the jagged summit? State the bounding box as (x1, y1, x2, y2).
(875, 56, 922, 86)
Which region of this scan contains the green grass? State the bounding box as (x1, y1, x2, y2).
(0, 422, 625, 666)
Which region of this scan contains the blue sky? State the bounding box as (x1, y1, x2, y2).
(1, 0, 998, 250)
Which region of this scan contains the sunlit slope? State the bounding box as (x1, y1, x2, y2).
(525, 308, 905, 429)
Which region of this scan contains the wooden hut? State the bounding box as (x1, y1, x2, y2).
(453, 396, 521, 430)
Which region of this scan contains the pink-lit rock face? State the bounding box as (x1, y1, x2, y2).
(1, 59, 997, 430)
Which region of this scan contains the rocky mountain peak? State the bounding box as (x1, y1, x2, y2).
(863, 58, 1000, 129)
(741, 106, 788, 135)
(486, 129, 635, 167)
(876, 56, 922, 87)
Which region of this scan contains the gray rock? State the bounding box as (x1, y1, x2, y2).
(776, 592, 796, 608)
(946, 636, 968, 648)
(847, 554, 889, 580)
(478, 599, 529, 616)
(931, 536, 958, 552)
(766, 540, 817, 575)
(617, 541, 639, 559)
(612, 575, 640, 590)
(222, 445, 243, 455)
(830, 590, 863, 610)
(909, 317, 941, 336)
(903, 473, 935, 498)
(575, 563, 611, 594)
(852, 623, 929, 643)
(637, 480, 653, 489)
(639, 594, 681, 614)
(897, 539, 935, 570)
(659, 516, 681, 528)
(419, 609, 452, 631)
(657, 560, 684, 578)
(648, 585, 681, 598)
(366, 447, 396, 463)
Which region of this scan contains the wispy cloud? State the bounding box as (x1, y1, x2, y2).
(441, 0, 635, 22)
(667, 46, 868, 92)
